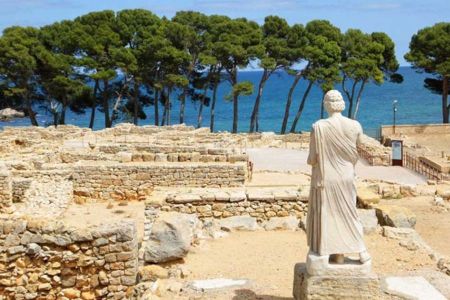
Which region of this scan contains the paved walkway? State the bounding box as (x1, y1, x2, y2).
(246, 148, 427, 185)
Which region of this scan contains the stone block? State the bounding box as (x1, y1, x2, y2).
(357, 209, 378, 234)
(382, 276, 446, 300)
(293, 263, 381, 300)
(375, 205, 416, 228)
(357, 187, 381, 207)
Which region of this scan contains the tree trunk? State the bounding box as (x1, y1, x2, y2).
(167, 88, 171, 126)
(290, 81, 314, 133)
(59, 103, 67, 125)
(352, 80, 366, 120)
(443, 76, 449, 123)
(102, 80, 111, 128)
(232, 92, 238, 133)
(198, 87, 207, 128)
(210, 76, 219, 132)
(281, 73, 302, 134)
(25, 92, 38, 126)
(59, 95, 67, 125)
(133, 82, 139, 125)
(161, 90, 167, 126)
(154, 88, 159, 126)
(180, 88, 186, 124)
(250, 69, 268, 133)
(89, 80, 98, 129)
(320, 91, 325, 119)
(231, 69, 238, 134)
(346, 80, 358, 118)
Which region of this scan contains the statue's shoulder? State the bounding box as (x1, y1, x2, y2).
(340, 116, 362, 131)
(313, 119, 326, 128)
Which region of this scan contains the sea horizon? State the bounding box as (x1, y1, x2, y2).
(0, 66, 443, 138)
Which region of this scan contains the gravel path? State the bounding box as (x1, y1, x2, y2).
(246, 148, 427, 185)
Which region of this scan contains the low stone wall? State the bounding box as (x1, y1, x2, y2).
(0, 218, 138, 299)
(358, 135, 391, 166)
(72, 163, 247, 202)
(381, 124, 450, 136)
(147, 188, 309, 221)
(0, 168, 12, 213)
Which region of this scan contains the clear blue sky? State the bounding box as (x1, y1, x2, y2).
(0, 0, 448, 65)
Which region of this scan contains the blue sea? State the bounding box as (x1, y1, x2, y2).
(0, 67, 443, 137)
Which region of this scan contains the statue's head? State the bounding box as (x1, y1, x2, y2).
(324, 90, 345, 115)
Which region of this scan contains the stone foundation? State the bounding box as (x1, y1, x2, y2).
(148, 188, 309, 221)
(0, 167, 13, 213)
(0, 218, 138, 299)
(72, 163, 247, 202)
(293, 263, 381, 300)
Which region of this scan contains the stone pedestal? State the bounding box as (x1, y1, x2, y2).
(293, 261, 381, 300)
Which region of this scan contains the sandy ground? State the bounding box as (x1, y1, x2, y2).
(182, 230, 449, 299)
(379, 196, 450, 257)
(246, 148, 427, 185)
(60, 201, 146, 241)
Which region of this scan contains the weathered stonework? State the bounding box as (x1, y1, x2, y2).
(0, 218, 138, 299)
(293, 263, 381, 300)
(0, 167, 13, 213)
(147, 188, 309, 221)
(72, 163, 247, 202)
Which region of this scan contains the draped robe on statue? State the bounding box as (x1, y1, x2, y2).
(306, 117, 366, 256)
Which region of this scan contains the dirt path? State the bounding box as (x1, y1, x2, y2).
(246, 148, 427, 185)
(183, 230, 440, 299)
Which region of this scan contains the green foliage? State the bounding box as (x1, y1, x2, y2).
(0, 8, 407, 130)
(405, 22, 450, 123)
(405, 22, 450, 76)
(225, 81, 254, 101)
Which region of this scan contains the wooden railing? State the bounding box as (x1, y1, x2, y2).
(403, 151, 445, 181)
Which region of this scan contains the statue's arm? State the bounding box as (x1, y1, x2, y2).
(307, 126, 318, 166)
(355, 122, 364, 145)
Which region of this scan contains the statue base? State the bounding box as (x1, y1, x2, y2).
(293, 263, 381, 300)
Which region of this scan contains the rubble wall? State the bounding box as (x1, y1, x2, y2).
(72, 163, 247, 202)
(0, 169, 12, 213)
(0, 218, 138, 299)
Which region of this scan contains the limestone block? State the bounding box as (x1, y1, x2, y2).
(117, 151, 132, 163)
(436, 184, 450, 200)
(169, 193, 202, 204)
(357, 209, 378, 234)
(357, 187, 381, 207)
(293, 263, 381, 300)
(217, 215, 260, 231)
(399, 184, 419, 197)
(246, 191, 275, 202)
(229, 191, 246, 202)
(382, 276, 446, 300)
(273, 190, 298, 201)
(263, 216, 299, 231)
(375, 205, 416, 228)
(139, 265, 169, 281)
(215, 191, 230, 202)
(144, 213, 197, 263)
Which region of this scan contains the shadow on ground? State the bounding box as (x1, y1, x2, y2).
(232, 289, 292, 300)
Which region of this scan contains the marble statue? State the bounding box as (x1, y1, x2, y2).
(306, 90, 371, 266)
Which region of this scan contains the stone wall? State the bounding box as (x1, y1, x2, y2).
(358, 135, 391, 166)
(72, 163, 247, 202)
(0, 167, 12, 213)
(381, 124, 450, 136)
(147, 188, 309, 221)
(0, 218, 138, 299)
